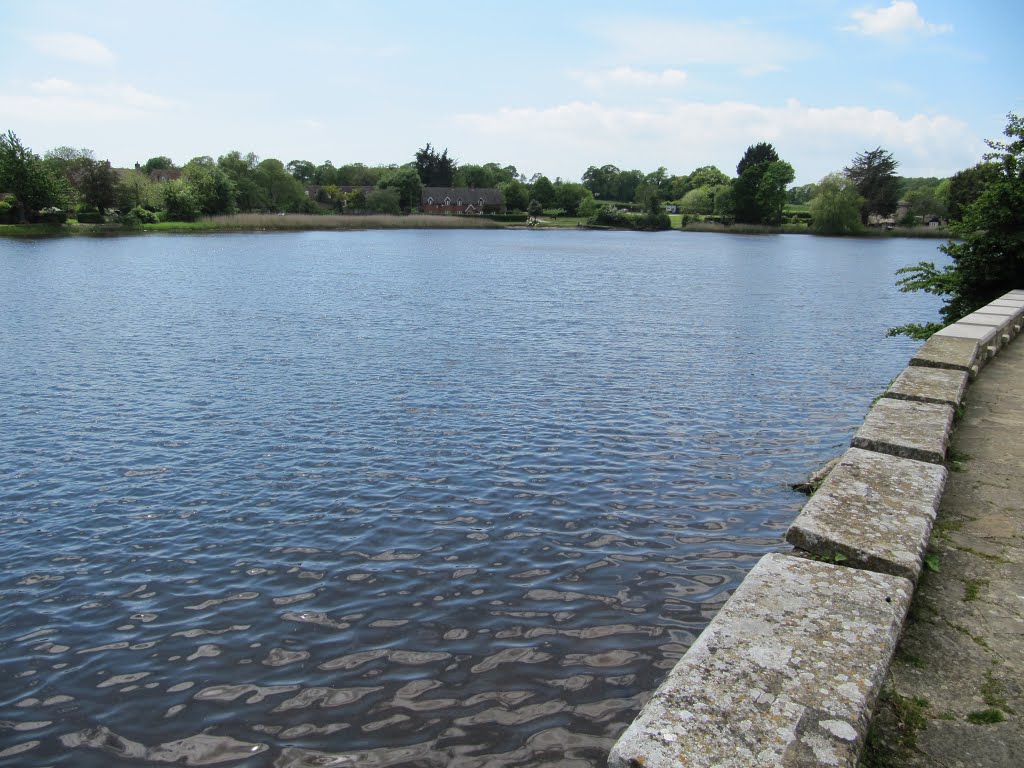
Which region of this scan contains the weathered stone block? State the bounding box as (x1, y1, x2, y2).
(884, 365, 968, 407)
(956, 310, 1017, 342)
(786, 448, 947, 581)
(909, 334, 981, 374)
(607, 553, 913, 768)
(851, 398, 954, 464)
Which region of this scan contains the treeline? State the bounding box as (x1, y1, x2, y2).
(0, 128, 1000, 234)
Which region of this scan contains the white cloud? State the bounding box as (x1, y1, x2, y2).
(845, 2, 952, 37)
(30, 33, 115, 64)
(587, 18, 815, 75)
(452, 98, 981, 182)
(568, 67, 688, 90)
(1, 79, 173, 124)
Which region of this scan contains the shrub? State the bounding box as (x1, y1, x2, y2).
(123, 206, 159, 226)
(38, 208, 67, 224)
(0, 199, 13, 224)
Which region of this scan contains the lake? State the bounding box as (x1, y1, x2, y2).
(0, 230, 945, 767)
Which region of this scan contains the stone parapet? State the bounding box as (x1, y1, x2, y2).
(785, 448, 947, 582)
(608, 553, 912, 768)
(883, 365, 968, 408)
(851, 398, 954, 464)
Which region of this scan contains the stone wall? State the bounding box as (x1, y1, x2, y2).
(608, 290, 1024, 767)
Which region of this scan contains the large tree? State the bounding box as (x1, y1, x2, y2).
(946, 161, 1001, 221)
(809, 173, 863, 234)
(0, 131, 62, 222)
(891, 113, 1024, 337)
(377, 166, 423, 212)
(732, 142, 794, 225)
(844, 147, 900, 223)
(415, 143, 456, 187)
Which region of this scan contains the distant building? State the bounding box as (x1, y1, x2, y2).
(420, 187, 503, 215)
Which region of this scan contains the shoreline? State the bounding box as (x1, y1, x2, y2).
(1, 214, 952, 239)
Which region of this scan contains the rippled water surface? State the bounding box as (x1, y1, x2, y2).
(0, 230, 945, 766)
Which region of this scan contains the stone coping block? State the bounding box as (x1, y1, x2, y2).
(607, 553, 913, 768)
(909, 334, 981, 375)
(883, 365, 968, 407)
(851, 398, 954, 464)
(786, 448, 947, 582)
(932, 321, 999, 346)
(956, 310, 1018, 341)
(1004, 289, 1024, 298)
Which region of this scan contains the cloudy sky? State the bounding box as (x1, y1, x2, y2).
(1, 0, 1020, 184)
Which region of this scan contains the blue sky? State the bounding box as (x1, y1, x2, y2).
(1, 0, 1020, 184)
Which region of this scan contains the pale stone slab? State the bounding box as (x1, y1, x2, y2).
(909, 334, 981, 374)
(956, 310, 1017, 342)
(932, 321, 999, 346)
(607, 553, 913, 768)
(786, 448, 947, 582)
(1003, 289, 1024, 298)
(884, 365, 968, 408)
(851, 398, 954, 464)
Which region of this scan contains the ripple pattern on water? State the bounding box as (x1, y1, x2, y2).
(0, 230, 944, 766)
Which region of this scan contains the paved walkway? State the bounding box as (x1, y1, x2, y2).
(863, 338, 1024, 767)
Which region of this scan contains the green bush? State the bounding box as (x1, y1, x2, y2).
(123, 206, 159, 226)
(38, 208, 67, 224)
(0, 199, 13, 224)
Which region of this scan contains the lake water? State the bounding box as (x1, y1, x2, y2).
(0, 230, 945, 767)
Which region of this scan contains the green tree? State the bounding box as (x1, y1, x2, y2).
(499, 179, 529, 212)
(377, 166, 422, 212)
(415, 143, 456, 186)
(527, 199, 543, 217)
(0, 131, 62, 222)
(254, 158, 310, 212)
(530, 175, 555, 207)
(115, 169, 159, 211)
(553, 181, 591, 216)
(365, 188, 401, 214)
(453, 163, 497, 188)
(946, 162, 1001, 221)
(891, 113, 1024, 337)
(732, 142, 793, 224)
(218, 151, 268, 211)
(679, 186, 715, 215)
(162, 178, 200, 221)
(286, 159, 317, 184)
(183, 156, 236, 215)
(141, 156, 174, 175)
(687, 165, 731, 191)
(844, 147, 900, 224)
(809, 173, 864, 234)
(80, 159, 119, 214)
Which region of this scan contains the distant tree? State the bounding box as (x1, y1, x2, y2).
(454, 163, 496, 188)
(891, 113, 1024, 337)
(314, 161, 338, 186)
(582, 164, 621, 200)
(0, 131, 62, 222)
(336, 163, 385, 186)
(530, 175, 555, 207)
(162, 178, 200, 221)
(115, 169, 158, 211)
(809, 173, 864, 234)
(786, 183, 818, 205)
(679, 186, 715, 215)
(553, 181, 590, 216)
(499, 179, 530, 212)
(415, 143, 456, 186)
(80, 159, 119, 214)
(844, 147, 900, 223)
(183, 157, 236, 215)
(218, 151, 267, 211)
(527, 199, 543, 217)
(687, 165, 731, 191)
(946, 161, 1001, 221)
(254, 158, 309, 211)
(365, 188, 401, 215)
(141, 156, 174, 175)
(286, 160, 317, 184)
(644, 166, 673, 199)
(377, 166, 423, 212)
(732, 142, 793, 224)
